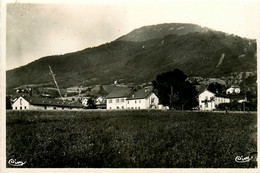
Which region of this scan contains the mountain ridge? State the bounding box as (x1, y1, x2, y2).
(6, 23, 257, 90)
(116, 23, 211, 42)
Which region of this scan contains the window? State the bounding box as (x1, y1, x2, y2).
(121, 98, 125, 102)
(139, 100, 141, 103)
(131, 107, 133, 109)
(24, 106, 26, 110)
(20, 107, 22, 110)
(110, 107, 112, 109)
(20, 99, 22, 105)
(117, 106, 119, 109)
(116, 99, 119, 103)
(109, 99, 112, 103)
(15, 107, 17, 110)
(127, 101, 129, 104)
(53, 107, 57, 110)
(122, 106, 124, 109)
(135, 107, 137, 109)
(138, 107, 140, 109)
(135, 100, 137, 104)
(44, 106, 47, 110)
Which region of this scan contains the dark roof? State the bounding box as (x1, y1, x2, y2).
(22, 96, 83, 108)
(199, 89, 229, 98)
(227, 94, 246, 100)
(215, 93, 230, 98)
(200, 89, 246, 100)
(106, 88, 132, 98)
(126, 88, 154, 100)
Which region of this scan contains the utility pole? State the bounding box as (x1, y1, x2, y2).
(170, 86, 173, 110)
(243, 92, 247, 112)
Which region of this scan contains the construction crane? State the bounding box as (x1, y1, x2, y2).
(77, 85, 83, 100)
(49, 66, 65, 102)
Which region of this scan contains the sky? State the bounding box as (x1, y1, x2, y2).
(6, 0, 260, 70)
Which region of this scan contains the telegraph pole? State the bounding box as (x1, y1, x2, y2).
(170, 86, 173, 110)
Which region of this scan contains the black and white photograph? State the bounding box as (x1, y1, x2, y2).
(2, 0, 259, 171)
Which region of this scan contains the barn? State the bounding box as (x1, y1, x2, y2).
(12, 96, 83, 110)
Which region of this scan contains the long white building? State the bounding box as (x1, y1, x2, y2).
(106, 88, 159, 110)
(12, 96, 83, 110)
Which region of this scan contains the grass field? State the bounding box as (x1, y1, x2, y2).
(6, 110, 257, 168)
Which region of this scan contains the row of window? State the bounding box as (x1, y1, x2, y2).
(108, 99, 142, 104)
(109, 106, 141, 109)
(14, 106, 73, 110)
(15, 106, 27, 110)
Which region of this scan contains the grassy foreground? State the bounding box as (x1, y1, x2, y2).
(6, 110, 257, 168)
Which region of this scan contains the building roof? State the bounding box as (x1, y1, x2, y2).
(227, 94, 246, 101)
(199, 89, 229, 98)
(126, 88, 154, 100)
(106, 88, 132, 99)
(229, 85, 240, 88)
(20, 96, 83, 108)
(215, 93, 230, 98)
(198, 89, 215, 95)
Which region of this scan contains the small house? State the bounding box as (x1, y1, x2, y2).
(199, 90, 230, 111)
(226, 86, 241, 94)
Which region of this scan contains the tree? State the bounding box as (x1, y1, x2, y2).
(152, 69, 198, 110)
(98, 85, 108, 96)
(6, 96, 12, 110)
(207, 82, 223, 93)
(87, 98, 97, 109)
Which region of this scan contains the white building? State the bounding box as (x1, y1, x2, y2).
(106, 88, 131, 109)
(126, 89, 159, 109)
(12, 96, 83, 110)
(226, 86, 241, 94)
(199, 90, 230, 111)
(106, 88, 159, 110)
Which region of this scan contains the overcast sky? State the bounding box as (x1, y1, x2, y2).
(6, 0, 260, 70)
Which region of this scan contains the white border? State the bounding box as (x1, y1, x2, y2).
(1, 0, 260, 172)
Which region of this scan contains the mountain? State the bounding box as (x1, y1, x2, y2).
(116, 23, 210, 42)
(6, 23, 257, 91)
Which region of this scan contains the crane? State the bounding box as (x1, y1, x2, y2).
(49, 66, 65, 102)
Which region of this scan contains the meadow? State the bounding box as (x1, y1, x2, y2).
(6, 110, 257, 168)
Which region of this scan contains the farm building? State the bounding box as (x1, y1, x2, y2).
(81, 96, 106, 109)
(95, 96, 106, 109)
(12, 96, 83, 110)
(226, 86, 241, 94)
(199, 90, 230, 111)
(106, 88, 159, 110)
